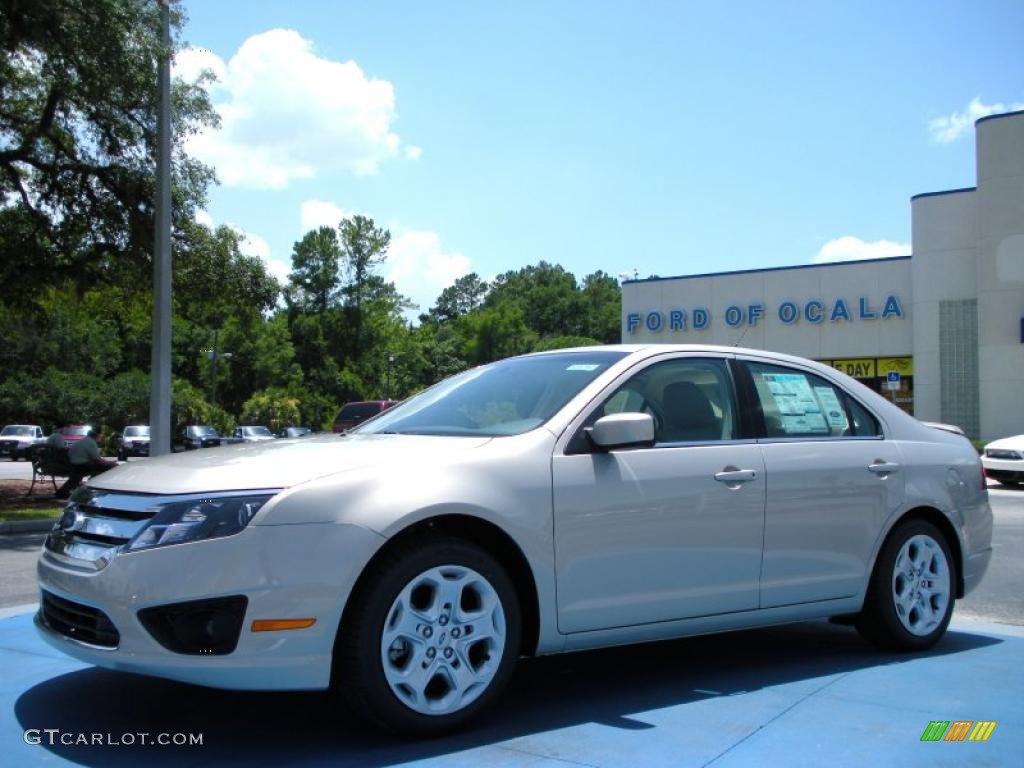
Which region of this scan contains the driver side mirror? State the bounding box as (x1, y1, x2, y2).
(585, 412, 655, 451)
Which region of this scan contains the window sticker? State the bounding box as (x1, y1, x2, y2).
(761, 373, 828, 434)
(566, 364, 600, 371)
(814, 386, 849, 431)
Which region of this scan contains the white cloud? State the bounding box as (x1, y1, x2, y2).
(387, 230, 471, 314)
(812, 236, 909, 264)
(177, 30, 416, 188)
(299, 199, 354, 231)
(172, 47, 227, 88)
(928, 97, 1024, 144)
(404, 145, 423, 160)
(193, 209, 215, 228)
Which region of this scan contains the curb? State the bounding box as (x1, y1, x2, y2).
(0, 519, 55, 535)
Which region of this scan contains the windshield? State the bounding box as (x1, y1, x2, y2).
(244, 426, 273, 437)
(191, 426, 218, 436)
(1, 426, 35, 436)
(63, 426, 89, 436)
(124, 426, 149, 437)
(359, 351, 627, 437)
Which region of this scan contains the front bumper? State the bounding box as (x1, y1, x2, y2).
(36, 521, 384, 690)
(982, 456, 1024, 480)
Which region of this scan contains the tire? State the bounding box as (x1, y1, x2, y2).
(334, 536, 521, 736)
(857, 519, 956, 651)
(117, 450, 126, 462)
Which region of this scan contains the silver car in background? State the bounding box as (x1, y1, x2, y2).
(36, 345, 991, 735)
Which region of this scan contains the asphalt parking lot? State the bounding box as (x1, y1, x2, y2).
(1, 466, 1022, 766)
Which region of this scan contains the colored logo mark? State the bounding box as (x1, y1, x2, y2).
(920, 720, 996, 742)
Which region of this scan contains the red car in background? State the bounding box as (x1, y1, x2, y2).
(331, 401, 397, 433)
(58, 425, 94, 444)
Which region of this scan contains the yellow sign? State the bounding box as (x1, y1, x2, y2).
(877, 357, 913, 377)
(831, 359, 876, 379)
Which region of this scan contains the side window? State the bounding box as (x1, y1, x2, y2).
(595, 357, 737, 444)
(745, 362, 878, 439)
(846, 395, 881, 437)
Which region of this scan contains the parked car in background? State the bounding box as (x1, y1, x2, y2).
(58, 425, 93, 445)
(174, 425, 223, 451)
(331, 400, 397, 432)
(280, 426, 312, 438)
(227, 426, 276, 444)
(0, 424, 44, 460)
(982, 434, 1024, 486)
(36, 346, 991, 735)
(117, 425, 151, 461)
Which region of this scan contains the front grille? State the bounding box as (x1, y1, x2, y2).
(0, 439, 16, 451)
(45, 490, 159, 564)
(40, 591, 120, 648)
(986, 449, 1021, 460)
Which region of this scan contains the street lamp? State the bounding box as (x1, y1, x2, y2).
(204, 328, 233, 407)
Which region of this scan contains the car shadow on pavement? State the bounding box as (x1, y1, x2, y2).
(15, 620, 1001, 767)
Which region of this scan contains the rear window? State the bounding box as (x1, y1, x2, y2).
(337, 403, 383, 422)
(124, 426, 149, 437)
(64, 426, 89, 436)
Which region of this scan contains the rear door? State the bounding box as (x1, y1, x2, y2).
(737, 358, 905, 607)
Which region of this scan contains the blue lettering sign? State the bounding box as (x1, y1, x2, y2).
(779, 301, 799, 324)
(881, 295, 903, 319)
(645, 311, 663, 332)
(693, 308, 709, 330)
(626, 313, 640, 333)
(725, 305, 744, 327)
(748, 304, 765, 326)
(804, 300, 824, 324)
(859, 297, 877, 320)
(831, 299, 851, 322)
(669, 310, 686, 331)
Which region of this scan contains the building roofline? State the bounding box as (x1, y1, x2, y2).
(621, 255, 912, 285)
(910, 186, 976, 201)
(976, 108, 1024, 126)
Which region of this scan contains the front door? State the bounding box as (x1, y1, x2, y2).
(552, 356, 766, 633)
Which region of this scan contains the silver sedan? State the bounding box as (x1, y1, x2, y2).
(36, 345, 992, 736)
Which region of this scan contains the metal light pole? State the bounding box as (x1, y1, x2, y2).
(149, 0, 172, 456)
(206, 329, 233, 407)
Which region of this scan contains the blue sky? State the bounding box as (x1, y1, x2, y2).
(176, 0, 1024, 314)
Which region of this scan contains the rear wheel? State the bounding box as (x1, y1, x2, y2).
(857, 519, 955, 650)
(335, 536, 521, 735)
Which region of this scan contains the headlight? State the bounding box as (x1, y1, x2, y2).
(126, 493, 276, 552)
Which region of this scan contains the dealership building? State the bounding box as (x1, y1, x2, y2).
(621, 110, 1024, 441)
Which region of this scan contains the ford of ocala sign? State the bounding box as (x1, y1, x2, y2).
(625, 295, 904, 334)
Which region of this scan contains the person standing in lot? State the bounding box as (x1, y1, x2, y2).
(56, 428, 115, 499)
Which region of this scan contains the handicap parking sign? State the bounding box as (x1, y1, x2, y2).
(886, 370, 900, 391)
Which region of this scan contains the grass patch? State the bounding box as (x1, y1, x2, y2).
(0, 507, 62, 522)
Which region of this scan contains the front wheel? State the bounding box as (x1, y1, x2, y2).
(857, 519, 955, 651)
(335, 536, 521, 736)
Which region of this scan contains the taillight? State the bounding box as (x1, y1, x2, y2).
(980, 463, 987, 489)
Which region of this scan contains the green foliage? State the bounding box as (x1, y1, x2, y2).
(240, 388, 301, 433)
(532, 335, 602, 352)
(172, 379, 233, 435)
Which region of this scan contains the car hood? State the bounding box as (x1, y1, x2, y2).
(985, 435, 1024, 451)
(90, 433, 493, 494)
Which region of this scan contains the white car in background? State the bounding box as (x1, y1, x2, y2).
(36, 345, 992, 735)
(982, 434, 1024, 486)
(0, 424, 44, 460)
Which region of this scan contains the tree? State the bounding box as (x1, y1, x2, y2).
(579, 270, 621, 343)
(339, 215, 391, 354)
(287, 226, 342, 314)
(425, 272, 489, 324)
(485, 261, 584, 339)
(0, 0, 217, 303)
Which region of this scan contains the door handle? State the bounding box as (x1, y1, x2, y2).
(868, 461, 901, 476)
(714, 468, 758, 486)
